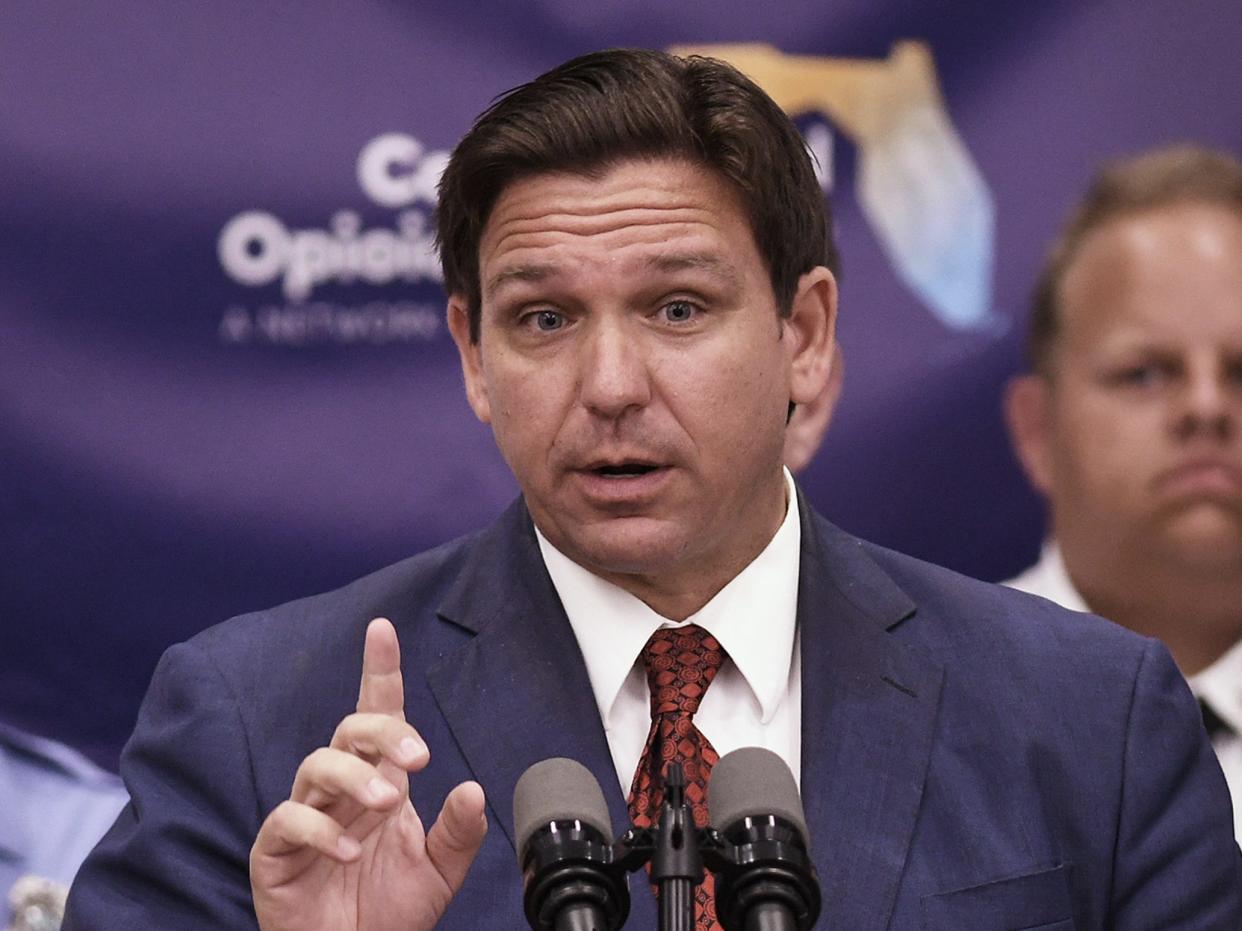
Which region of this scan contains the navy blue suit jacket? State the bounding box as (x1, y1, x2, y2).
(64, 498, 1242, 928)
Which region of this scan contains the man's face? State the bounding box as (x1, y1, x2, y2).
(1011, 203, 1242, 569)
(448, 158, 834, 608)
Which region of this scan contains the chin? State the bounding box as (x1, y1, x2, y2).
(1156, 505, 1242, 567)
(561, 519, 691, 577)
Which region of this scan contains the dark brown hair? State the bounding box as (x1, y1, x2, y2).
(436, 48, 838, 342)
(1028, 144, 1242, 374)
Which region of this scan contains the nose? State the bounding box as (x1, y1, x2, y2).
(1173, 358, 1233, 442)
(578, 319, 651, 419)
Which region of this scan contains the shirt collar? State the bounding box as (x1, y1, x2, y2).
(1189, 635, 1242, 734)
(1007, 541, 1090, 613)
(537, 469, 802, 729)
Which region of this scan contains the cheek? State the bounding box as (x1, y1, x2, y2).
(1054, 403, 1160, 493)
(484, 362, 575, 462)
(661, 355, 778, 433)
(688, 332, 786, 402)
(690, 366, 789, 467)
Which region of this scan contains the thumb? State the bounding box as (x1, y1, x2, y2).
(425, 781, 488, 894)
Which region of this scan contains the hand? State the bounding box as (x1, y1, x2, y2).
(250, 617, 488, 931)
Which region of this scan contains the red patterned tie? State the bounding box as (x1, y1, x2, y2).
(627, 625, 726, 931)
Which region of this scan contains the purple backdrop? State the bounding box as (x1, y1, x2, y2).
(3, 0, 1241, 768)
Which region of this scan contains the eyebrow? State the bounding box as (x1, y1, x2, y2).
(483, 251, 741, 301)
(484, 264, 558, 301)
(646, 251, 741, 287)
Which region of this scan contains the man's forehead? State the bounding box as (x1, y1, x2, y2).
(477, 159, 757, 295)
(1058, 206, 1242, 330)
(1069, 203, 1242, 279)
(480, 157, 746, 233)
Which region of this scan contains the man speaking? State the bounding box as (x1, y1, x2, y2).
(64, 50, 1240, 929)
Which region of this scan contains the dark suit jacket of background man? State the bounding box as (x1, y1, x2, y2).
(63, 494, 1242, 929)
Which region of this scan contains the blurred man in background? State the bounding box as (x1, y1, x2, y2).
(1004, 144, 1242, 837)
(784, 345, 843, 473)
(0, 722, 126, 931)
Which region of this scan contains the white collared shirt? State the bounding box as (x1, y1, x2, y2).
(536, 469, 802, 798)
(1006, 540, 1242, 839)
(1004, 540, 1089, 613)
(1188, 637, 1242, 840)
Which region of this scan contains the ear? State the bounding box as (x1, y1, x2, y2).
(784, 266, 838, 407)
(1003, 374, 1054, 495)
(784, 344, 844, 473)
(447, 296, 492, 424)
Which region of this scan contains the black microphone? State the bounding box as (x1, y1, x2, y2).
(705, 747, 821, 931)
(513, 757, 631, 931)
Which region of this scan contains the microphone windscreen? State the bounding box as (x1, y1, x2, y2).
(513, 757, 613, 856)
(709, 747, 808, 841)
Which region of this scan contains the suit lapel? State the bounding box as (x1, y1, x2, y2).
(427, 495, 942, 928)
(425, 502, 633, 852)
(797, 504, 944, 929)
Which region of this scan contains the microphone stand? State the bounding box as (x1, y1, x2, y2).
(612, 762, 819, 930)
(610, 763, 701, 931)
(517, 752, 817, 931)
(649, 764, 700, 931)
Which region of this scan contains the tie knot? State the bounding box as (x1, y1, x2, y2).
(641, 624, 726, 718)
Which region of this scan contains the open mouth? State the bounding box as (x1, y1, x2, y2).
(593, 462, 659, 478)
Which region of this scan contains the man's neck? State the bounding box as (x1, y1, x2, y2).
(610, 570, 744, 623)
(1061, 539, 1242, 675)
(537, 471, 794, 623)
(605, 484, 793, 622)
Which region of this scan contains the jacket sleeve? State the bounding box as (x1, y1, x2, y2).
(1111, 637, 1242, 928)
(62, 640, 262, 930)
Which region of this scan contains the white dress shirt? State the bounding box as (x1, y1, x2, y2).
(536, 469, 802, 799)
(1006, 540, 1242, 840)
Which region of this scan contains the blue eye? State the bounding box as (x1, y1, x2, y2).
(1117, 363, 1174, 388)
(662, 300, 697, 323)
(1124, 366, 1159, 385)
(532, 310, 564, 332)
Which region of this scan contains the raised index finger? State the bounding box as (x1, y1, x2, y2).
(357, 617, 406, 717)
